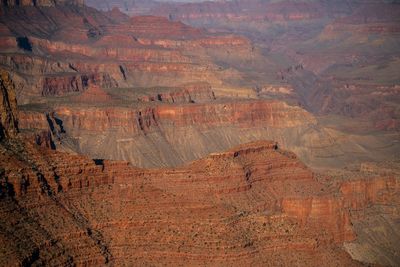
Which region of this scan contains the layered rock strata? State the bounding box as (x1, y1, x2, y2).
(0, 74, 398, 266)
(0, 138, 366, 266)
(0, 4, 252, 104)
(18, 99, 324, 168)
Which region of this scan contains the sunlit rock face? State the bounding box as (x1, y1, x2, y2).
(3, 133, 395, 266)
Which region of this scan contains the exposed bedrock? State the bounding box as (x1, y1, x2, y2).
(0, 138, 380, 266)
(137, 82, 216, 104)
(21, 95, 398, 169)
(19, 99, 332, 168)
(0, 68, 18, 139)
(0, 45, 244, 103)
(1, 84, 399, 265)
(0, 3, 252, 104)
(0, 2, 399, 266)
(1, 134, 398, 266)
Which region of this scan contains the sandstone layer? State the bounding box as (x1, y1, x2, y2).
(1, 77, 396, 266)
(0, 4, 252, 104)
(99, 0, 400, 136)
(3, 135, 396, 266)
(1, 1, 398, 172)
(0, 2, 399, 266)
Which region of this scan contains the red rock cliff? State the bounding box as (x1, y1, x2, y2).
(43, 100, 316, 134)
(0, 139, 362, 266)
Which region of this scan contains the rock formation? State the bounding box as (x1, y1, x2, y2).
(18, 99, 329, 168)
(72, 84, 112, 103)
(0, 69, 18, 139)
(0, 0, 400, 266)
(137, 82, 216, 104)
(0, 0, 397, 168)
(0, 133, 377, 265)
(0, 1, 399, 266)
(1, 126, 398, 265)
(0, 0, 84, 7)
(88, 0, 347, 22)
(0, 3, 251, 104)
(96, 0, 400, 134)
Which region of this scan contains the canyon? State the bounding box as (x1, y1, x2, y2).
(1, 0, 398, 169)
(93, 0, 400, 130)
(0, 0, 399, 266)
(1, 113, 399, 265)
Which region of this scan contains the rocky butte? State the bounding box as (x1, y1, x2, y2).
(0, 0, 400, 266)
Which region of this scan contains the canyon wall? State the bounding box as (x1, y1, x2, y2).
(0, 135, 364, 266)
(0, 8, 252, 104)
(0, 0, 84, 7)
(0, 69, 18, 139)
(100, 0, 400, 136)
(1, 129, 398, 266)
(17, 93, 398, 170)
(0, 2, 398, 266)
(1, 75, 398, 265)
(89, 0, 352, 22)
(0, 0, 397, 170)
(17, 99, 341, 168)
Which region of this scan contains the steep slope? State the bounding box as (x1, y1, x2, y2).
(1, 57, 399, 266)
(0, 3, 343, 169)
(1, 136, 399, 266)
(0, 2, 396, 170)
(0, 138, 364, 266)
(102, 0, 400, 133)
(19, 99, 326, 168)
(106, 0, 400, 167)
(0, 68, 18, 139)
(0, 2, 253, 104)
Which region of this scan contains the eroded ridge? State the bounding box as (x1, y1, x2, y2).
(1, 137, 398, 266)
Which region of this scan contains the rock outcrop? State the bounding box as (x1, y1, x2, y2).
(1, 3, 399, 266)
(1, 131, 399, 266)
(137, 82, 216, 104)
(0, 136, 369, 266)
(1, 0, 398, 171)
(0, 69, 18, 139)
(18, 99, 325, 168)
(73, 84, 113, 103)
(0, 3, 252, 103)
